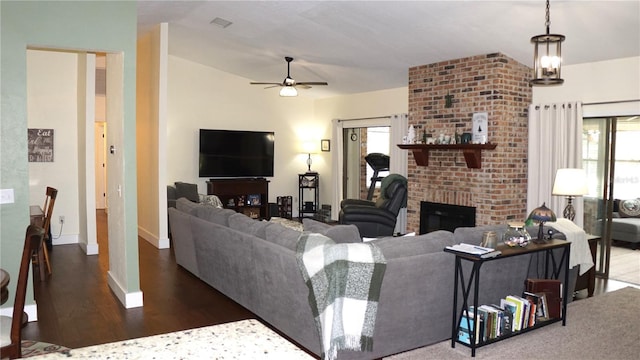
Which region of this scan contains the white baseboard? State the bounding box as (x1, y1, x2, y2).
(79, 241, 99, 255)
(107, 271, 143, 309)
(52, 234, 78, 245)
(138, 225, 170, 249)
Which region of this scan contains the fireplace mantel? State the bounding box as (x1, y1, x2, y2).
(397, 143, 497, 169)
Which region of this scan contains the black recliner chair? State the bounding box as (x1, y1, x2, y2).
(339, 174, 407, 238)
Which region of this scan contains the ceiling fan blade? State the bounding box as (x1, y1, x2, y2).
(297, 81, 328, 86)
(251, 58, 327, 92)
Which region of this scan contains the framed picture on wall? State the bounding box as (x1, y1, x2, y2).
(28, 128, 54, 162)
(321, 139, 331, 152)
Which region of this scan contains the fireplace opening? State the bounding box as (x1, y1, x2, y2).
(419, 201, 476, 234)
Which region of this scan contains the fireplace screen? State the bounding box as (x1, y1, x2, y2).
(420, 201, 476, 234)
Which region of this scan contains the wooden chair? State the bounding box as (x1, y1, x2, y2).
(36, 187, 57, 280)
(0, 225, 44, 359)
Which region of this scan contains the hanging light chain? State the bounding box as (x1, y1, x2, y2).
(545, 0, 551, 34)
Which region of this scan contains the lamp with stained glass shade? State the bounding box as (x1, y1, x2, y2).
(527, 202, 557, 243)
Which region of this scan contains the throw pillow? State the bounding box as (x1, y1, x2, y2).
(199, 194, 223, 208)
(174, 182, 199, 203)
(619, 198, 640, 218)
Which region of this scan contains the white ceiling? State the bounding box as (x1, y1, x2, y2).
(137, 1, 640, 98)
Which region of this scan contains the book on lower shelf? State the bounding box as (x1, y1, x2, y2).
(458, 310, 481, 345)
(525, 278, 562, 319)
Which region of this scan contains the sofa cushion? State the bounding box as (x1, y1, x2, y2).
(174, 181, 199, 203)
(196, 205, 236, 226)
(265, 223, 301, 251)
(619, 198, 640, 218)
(176, 197, 201, 215)
(302, 218, 361, 244)
(228, 213, 269, 239)
(373, 230, 455, 260)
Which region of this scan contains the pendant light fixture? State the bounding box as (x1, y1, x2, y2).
(530, 0, 565, 85)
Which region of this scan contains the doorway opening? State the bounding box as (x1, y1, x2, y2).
(342, 126, 390, 201)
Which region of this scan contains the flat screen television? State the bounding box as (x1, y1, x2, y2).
(199, 129, 275, 178)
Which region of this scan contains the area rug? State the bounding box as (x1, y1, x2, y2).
(20, 340, 70, 358)
(385, 287, 640, 360)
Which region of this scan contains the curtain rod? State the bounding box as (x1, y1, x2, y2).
(583, 99, 640, 106)
(337, 115, 391, 122)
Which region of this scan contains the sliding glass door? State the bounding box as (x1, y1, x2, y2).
(582, 115, 640, 279)
(342, 126, 390, 200)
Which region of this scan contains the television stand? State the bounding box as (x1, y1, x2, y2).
(206, 178, 269, 219)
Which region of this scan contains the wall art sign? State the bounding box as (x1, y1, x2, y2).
(28, 128, 54, 162)
(472, 112, 488, 144)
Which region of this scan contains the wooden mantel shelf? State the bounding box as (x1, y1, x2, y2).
(397, 143, 497, 169)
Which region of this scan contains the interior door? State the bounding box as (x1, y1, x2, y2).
(94, 122, 107, 209)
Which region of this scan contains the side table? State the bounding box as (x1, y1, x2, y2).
(574, 234, 599, 297)
(446, 240, 571, 357)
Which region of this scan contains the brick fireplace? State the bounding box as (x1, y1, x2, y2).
(405, 53, 532, 232)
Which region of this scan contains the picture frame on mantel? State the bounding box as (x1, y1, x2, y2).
(472, 112, 488, 144)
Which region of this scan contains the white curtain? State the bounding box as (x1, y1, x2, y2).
(527, 102, 584, 227)
(389, 113, 408, 234)
(331, 119, 344, 221)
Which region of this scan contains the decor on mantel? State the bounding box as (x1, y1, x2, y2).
(530, 0, 565, 85)
(552, 168, 588, 221)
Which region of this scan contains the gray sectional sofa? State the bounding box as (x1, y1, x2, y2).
(168, 198, 576, 359)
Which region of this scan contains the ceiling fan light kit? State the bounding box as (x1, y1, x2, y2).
(279, 86, 298, 97)
(251, 56, 328, 96)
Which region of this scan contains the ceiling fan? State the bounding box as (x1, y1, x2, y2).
(250, 57, 328, 97)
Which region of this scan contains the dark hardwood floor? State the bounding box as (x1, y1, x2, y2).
(22, 210, 254, 349)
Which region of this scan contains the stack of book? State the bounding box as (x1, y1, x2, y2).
(457, 279, 562, 344)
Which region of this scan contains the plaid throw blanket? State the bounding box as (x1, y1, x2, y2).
(296, 233, 386, 360)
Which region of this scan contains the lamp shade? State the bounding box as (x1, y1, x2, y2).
(527, 202, 557, 223)
(279, 86, 297, 97)
(552, 168, 588, 196)
(301, 140, 319, 154)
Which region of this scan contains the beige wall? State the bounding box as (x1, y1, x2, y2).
(27, 49, 80, 244)
(166, 55, 319, 213)
(533, 56, 640, 116)
(137, 25, 167, 247)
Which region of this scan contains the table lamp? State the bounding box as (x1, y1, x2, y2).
(301, 141, 319, 174)
(527, 202, 557, 243)
(552, 168, 588, 221)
